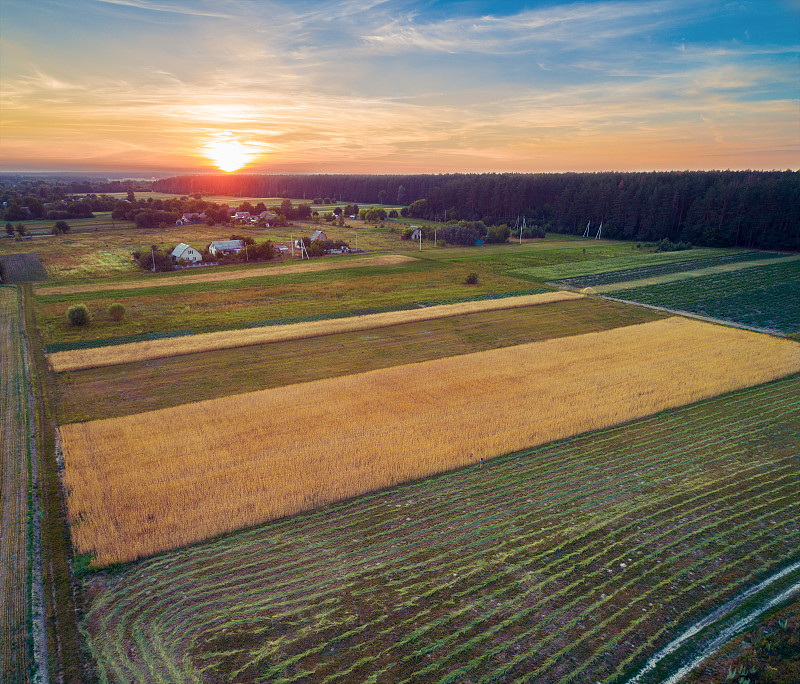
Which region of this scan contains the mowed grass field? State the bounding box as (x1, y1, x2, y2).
(80, 371, 800, 684)
(60, 317, 800, 567)
(603, 260, 800, 336)
(56, 297, 665, 422)
(0, 287, 32, 682)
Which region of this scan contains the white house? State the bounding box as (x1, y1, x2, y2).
(208, 239, 245, 256)
(171, 243, 202, 263)
(233, 211, 252, 221)
(410, 226, 423, 240)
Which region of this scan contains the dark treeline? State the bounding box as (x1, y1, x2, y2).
(154, 171, 799, 250)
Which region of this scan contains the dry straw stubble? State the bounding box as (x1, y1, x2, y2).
(60, 317, 800, 567)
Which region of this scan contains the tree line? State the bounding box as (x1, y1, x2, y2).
(153, 171, 799, 250)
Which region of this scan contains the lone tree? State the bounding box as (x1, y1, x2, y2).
(5, 222, 13, 237)
(54, 220, 70, 234)
(67, 304, 90, 326)
(16, 223, 26, 236)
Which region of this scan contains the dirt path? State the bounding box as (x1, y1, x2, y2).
(627, 559, 800, 683)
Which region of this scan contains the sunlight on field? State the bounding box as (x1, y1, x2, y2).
(48, 291, 582, 371)
(60, 317, 800, 567)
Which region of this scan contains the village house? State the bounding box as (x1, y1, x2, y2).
(232, 211, 252, 222)
(170, 243, 203, 263)
(410, 226, 423, 240)
(310, 229, 327, 242)
(274, 243, 290, 255)
(176, 212, 207, 225)
(208, 239, 245, 256)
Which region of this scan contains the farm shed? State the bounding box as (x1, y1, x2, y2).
(177, 212, 207, 225)
(233, 212, 252, 221)
(410, 226, 423, 240)
(310, 230, 328, 242)
(209, 239, 245, 256)
(170, 243, 202, 263)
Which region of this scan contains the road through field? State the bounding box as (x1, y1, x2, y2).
(0, 286, 31, 682)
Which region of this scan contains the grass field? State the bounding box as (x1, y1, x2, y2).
(56, 297, 666, 423)
(507, 247, 740, 282)
(606, 260, 800, 335)
(554, 250, 788, 289)
(60, 317, 800, 567)
(79, 371, 800, 683)
(48, 291, 581, 371)
(0, 287, 32, 682)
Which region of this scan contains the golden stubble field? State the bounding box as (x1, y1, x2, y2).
(59, 317, 800, 567)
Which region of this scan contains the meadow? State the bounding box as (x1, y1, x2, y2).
(0, 287, 33, 681)
(606, 260, 800, 336)
(80, 372, 800, 683)
(48, 291, 581, 371)
(59, 317, 800, 567)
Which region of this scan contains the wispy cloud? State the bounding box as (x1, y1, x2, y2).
(90, 0, 234, 18)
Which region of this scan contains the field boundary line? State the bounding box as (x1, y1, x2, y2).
(48, 291, 582, 371)
(591, 254, 800, 293)
(34, 254, 418, 295)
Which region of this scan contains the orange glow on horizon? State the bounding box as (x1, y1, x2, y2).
(201, 135, 262, 173)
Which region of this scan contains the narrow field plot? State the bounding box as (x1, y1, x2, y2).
(0, 253, 49, 283)
(60, 317, 800, 567)
(35, 254, 416, 295)
(81, 373, 800, 684)
(48, 291, 582, 371)
(607, 260, 800, 335)
(0, 287, 32, 681)
(555, 250, 789, 289)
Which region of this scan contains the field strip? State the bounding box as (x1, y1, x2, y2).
(60, 317, 800, 567)
(34, 254, 417, 295)
(590, 254, 800, 293)
(0, 287, 32, 682)
(79, 374, 800, 683)
(629, 560, 800, 683)
(48, 290, 582, 371)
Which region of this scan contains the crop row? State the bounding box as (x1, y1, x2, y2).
(80, 373, 800, 683)
(0, 286, 32, 682)
(0, 254, 49, 283)
(555, 250, 784, 288)
(611, 260, 800, 335)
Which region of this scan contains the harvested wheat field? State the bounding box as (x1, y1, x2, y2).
(48, 291, 582, 371)
(35, 254, 416, 295)
(60, 317, 800, 567)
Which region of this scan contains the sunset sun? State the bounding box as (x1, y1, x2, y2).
(202, 136, 259, 173)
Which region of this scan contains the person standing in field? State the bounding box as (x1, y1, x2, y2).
(479, 457, 483, 468)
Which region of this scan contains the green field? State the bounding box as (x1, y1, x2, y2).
(0, 253, 49, 283)
(555, 250, 787, 289)
(80, 373, 800, 683)
(607, 260, 800, 335)
(0, 287, 33, 682)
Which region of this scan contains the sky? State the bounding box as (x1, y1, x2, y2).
(0, 0, 798, 174)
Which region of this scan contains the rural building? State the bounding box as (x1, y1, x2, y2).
(259, 211, 279, 225)
(208, 239, 245, 256)
(233, 211, 252, 221)
(170, 243, 202, 263)
(410, 226, 423, 240)
(177, 212, 207, 225)
(274, 243, 290, 255)
(310, 229, 328, 242)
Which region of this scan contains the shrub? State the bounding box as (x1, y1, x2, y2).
(107, 303, 126, 321)
(67, 304, 90, 326)
(465, 272, 479, 285)
(54, 220, 70, 234)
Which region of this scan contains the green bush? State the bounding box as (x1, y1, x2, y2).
(107, 303, 126, 321)
(67, 304, 90, 326)
(464, 272, 479, 285)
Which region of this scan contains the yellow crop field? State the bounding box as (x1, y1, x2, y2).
(60, 317, 800, 567)
(48, 291, 583, 371)
(35, 254, 416, 295)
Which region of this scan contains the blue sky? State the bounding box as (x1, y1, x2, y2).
(1, 0, 798, 172)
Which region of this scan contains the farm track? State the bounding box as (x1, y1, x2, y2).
(82, 373, 800, 683)
(0, 286, 32, 682)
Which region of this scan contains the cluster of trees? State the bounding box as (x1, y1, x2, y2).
(66, 302, 125, 326)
